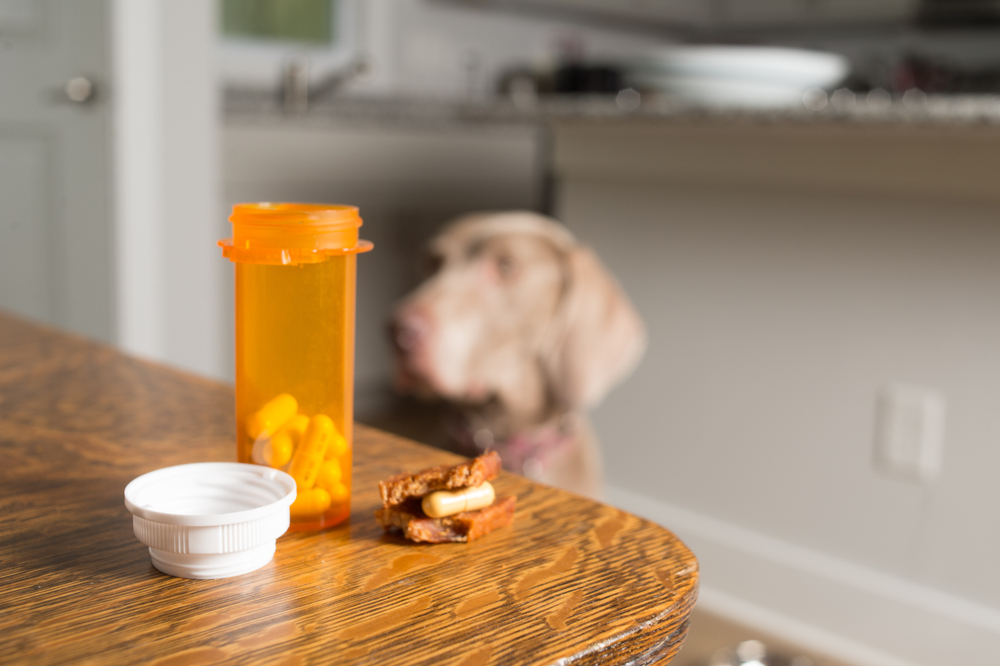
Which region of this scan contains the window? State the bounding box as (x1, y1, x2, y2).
(221, 0, 335, 45)
(218, 0, 358, 88)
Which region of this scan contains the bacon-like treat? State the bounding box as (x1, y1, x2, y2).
(376, 495, 516, 543)
(375, 452, 515, 543)
(378, 451, 501, 507)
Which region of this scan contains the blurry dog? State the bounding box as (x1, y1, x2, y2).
(390, 211, 645, 499)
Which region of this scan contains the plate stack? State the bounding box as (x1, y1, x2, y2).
(626, 46, 850, 109)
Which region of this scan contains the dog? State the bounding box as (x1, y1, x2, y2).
(390, 211, 646, 499)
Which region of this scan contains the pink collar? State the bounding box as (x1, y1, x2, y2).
(447, 414, 577, 476)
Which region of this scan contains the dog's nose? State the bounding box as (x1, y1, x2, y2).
(391, 310, 430, 352)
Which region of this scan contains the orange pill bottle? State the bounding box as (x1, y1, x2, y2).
(219, 203, 372, 530)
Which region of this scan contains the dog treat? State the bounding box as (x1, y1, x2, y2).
(422, 482, 495, 518)
(376, 495, 516, 543)
(376, 452, 514, 543)
(378, 450, 502, 507)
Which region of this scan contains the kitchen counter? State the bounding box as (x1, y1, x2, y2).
(0, 312, 698, 665)
(225, 87, 1000, 130)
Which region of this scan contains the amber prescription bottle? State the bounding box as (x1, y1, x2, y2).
(219, 203, 372, 530)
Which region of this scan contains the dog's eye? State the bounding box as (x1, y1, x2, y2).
(496, 255, 517, 278)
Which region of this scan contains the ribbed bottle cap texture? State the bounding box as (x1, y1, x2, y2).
(124, 463, 296, 579)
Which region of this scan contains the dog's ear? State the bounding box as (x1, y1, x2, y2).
(541, 246, 646, 410)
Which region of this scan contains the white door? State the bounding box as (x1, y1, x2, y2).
(0, 0, 113, 341)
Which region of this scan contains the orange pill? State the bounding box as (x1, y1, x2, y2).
(262, 438, 293, 468)
(323, 422, 349, 460)
(289, 487, 331, 520)
(289, 414, 333, 491)
(315, 459, 341, 490)
(264, 414, 309, 468)
(246, 393, 297, 440)
(327, 481, 349, 504)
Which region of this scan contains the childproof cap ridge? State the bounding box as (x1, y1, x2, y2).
(124, 462, 297, 579)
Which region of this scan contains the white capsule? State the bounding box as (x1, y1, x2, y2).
(421, 482, 495, 518)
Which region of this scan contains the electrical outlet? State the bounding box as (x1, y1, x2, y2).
(874, 383, 946, 483)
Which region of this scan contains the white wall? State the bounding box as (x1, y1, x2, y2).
(112, 0, 223, 379)
(554, 121, 1000, 665)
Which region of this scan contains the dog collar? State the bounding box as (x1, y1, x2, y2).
(447, 414, 579, 477)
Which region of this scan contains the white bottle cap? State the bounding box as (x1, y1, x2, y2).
(124, 462, 296, 579)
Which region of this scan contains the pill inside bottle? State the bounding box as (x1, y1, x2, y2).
(264, 413, 309, 468)
(246, 393, 297, 440)
(421, 482, 495, 518)
(289, 414, 334, 491)
(290, 487, 332, 520)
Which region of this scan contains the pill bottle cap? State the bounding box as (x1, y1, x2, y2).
(124, 463, 296, 579)
(219, 202, 373, 265)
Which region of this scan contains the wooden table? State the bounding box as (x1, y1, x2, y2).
(0, 312, 698, 665)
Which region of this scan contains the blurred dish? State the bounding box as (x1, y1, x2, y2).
(627, 46, 849, 108)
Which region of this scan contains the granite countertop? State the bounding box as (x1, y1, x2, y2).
(225, 87, 1000, 130)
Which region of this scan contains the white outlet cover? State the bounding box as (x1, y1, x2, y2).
(874, 383, 946, 484)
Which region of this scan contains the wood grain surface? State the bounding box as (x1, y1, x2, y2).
(0, 312, 698, 665)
